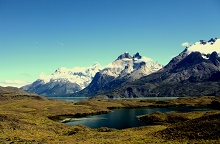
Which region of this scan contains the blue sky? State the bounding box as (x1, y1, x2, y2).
(0, 0, 220, 87)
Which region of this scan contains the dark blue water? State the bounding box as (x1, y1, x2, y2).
(66, 107, 175, 129)
(50, 97, 210, 129)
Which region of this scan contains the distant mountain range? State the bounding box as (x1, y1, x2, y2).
(22, 38, 220, 98)
(72, 52, 162, 96)
(104, 38, 220, 98)
(21, 62, 102, 96)
(21, 52, 162, 96)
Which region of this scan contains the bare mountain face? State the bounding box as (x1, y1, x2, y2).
(106, 38, 220, 98)
(72, 52, 163, 96)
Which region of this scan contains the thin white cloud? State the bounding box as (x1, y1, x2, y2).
(0, 80, 30, 88)
(141, 56, 153, 62)
(181, 42, 190, 47)
(39, 73, 52, 83)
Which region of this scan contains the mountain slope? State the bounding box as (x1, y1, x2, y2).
(0, 86, 30, 96)
(0, 86, 44, 100)
(105, 38, 220, 98)
(73, 52, 163, 96)
(21, 63, 102, 96)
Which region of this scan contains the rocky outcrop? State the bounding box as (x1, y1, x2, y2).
(72, 52, 163, 97)
(107, 50, 220, 98)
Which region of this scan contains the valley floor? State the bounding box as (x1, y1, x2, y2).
(0, 95, 220, 143)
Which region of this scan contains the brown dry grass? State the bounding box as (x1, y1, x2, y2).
(0, 96, 219, 143)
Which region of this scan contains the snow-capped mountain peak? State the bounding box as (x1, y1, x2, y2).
(116, 52, 133, 60)
(186, 38, 220, 56)
(133, 52, 142, 59)
(22, 52, 162, 96)
(54, 67, 72, 74)
(103, 52, 162, 77)
(76, 52, 163, 96)
(40, 62, 102, 89)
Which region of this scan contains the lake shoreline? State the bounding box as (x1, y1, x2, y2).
(0, 95, 219, 143)
(49, 96, 218, 122)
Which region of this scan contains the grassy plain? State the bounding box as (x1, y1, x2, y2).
(0, 95, 220, 143)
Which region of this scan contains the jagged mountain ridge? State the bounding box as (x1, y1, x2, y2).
(72, 52, 163, 96)
(21, 63, 102, 96)
(105, 38, 220, 98)
(22, 52, 162, 96)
